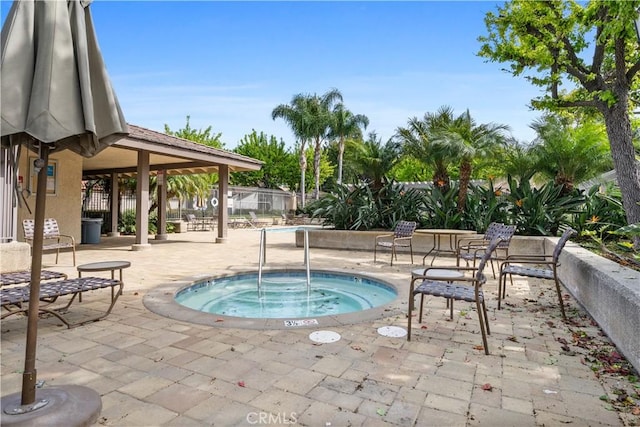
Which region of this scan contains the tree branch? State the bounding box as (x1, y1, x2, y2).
(627, 60, 640, 82)
(554, 99, 600, 108)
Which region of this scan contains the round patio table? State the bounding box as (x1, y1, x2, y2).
(415, 229, 476, 266)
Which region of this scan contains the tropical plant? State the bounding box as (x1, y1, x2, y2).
(478, 0, 640, 248)
(395, 106, 458, 191)
(272, 94, 313, 207)
(346, 132, 402, 192)
(505, 173, 585, 235)
(497, 139, 538, 182)
(569, 183, 627, 240)
(418, 183, 463, 230)
(443, 109, 509, 212)
(305, 89, 343, 199)
(328, 103, 369, 185)
(462, 179, 510, 231)
(309, 180, 423, 230)
(529, 114, 612, 192)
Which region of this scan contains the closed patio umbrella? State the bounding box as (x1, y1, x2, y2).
(0, 0, 127, 421)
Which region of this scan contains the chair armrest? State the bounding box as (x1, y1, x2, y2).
(456, 236, 485, 247)
(375, 233, 394, 242)
(58, 233, 76, 245)
(457, 239, 489, 252)
(504, 254, 552, 261)
(393, 236, 413, 242)
(500, 259, 555, 269)
(412, 265, 479, 278)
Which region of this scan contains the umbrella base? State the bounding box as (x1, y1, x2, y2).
(1, 385, 101, 427)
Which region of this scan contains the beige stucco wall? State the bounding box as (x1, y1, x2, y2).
(17, 149, 82, 242)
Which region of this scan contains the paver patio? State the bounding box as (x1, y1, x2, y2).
(1, 228, 636, 426)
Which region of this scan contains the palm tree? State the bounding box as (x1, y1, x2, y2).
(329, 104, 369, 185)
(441, 109, 510, 211)
(395, 106, 459, 191)
(272, 94, 313, 208)
(306, 88, 343, 199)
(529, 114, 612, 193)
(347, 132, 401, 192)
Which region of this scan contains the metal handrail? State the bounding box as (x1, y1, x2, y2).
(304, 229, 310, 294)
(257, 228, 266, 297)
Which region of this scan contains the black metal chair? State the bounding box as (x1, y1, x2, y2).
(374, 221, 417, 266)
(498, 228, 577, 319)
(408, 237, 502, 355)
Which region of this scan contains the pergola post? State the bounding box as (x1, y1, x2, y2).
(155, 169, 167, 240)
(132, 150, 150, 250)
(108, 171, 119, 236)
(216, 164, 228, 243)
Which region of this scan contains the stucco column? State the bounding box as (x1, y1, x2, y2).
(155, 169, 167, 240)
(108, 172, 119, 237)
(132, 150, 151, 250)
(216, 164, 228, 243)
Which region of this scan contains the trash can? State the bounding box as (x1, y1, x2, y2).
(81, 218, 103, 244)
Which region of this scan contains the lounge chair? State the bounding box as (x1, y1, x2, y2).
(408, 237, 502, 354)
(248, 211, 270, 228)
(374, 221, 417, 266)
(498, 227, 577, 319)
(1, 270, 67, 287)
(456, 222, 516, 278)
(23, 218, 76, 266)
(1, 276, 123, 328)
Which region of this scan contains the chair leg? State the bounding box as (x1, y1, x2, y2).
(418, 294, 424, 323)
(55, 247, 60, 264)
(407, 293, 413, 341)
(409, 242, 414, 264)
(497, 273, 505, 310)
(554, 277, 567, 319)
(476, 299, 490, 355)
(71, 246, 76, 266)
(374, 244, 377, 263)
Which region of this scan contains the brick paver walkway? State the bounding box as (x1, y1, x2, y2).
(1, 228, 635, 426)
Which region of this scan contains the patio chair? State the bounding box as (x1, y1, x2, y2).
(498, 227, 577, 319)
(408, 237, 502, 355)
(374, 221, 417, 266)
(22, 218, 76, 266)
(183, 214, 198, 231)
(248, 211, 270, 228)
(456, 222, 516, 278)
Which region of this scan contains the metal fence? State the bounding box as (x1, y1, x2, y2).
(81, 183, 296, 233)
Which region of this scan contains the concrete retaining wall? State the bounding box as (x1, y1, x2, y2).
(297, 229, 640, 373)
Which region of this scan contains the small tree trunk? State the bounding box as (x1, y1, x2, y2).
(314, 139, 321, 199)
(457, 160, 472, 212)
(337, 138, 345, 185)
(299, 144, 307, 209)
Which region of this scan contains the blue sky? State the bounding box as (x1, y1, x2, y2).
(1, 1, 543, 149)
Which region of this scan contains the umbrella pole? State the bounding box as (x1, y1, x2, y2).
(21, 143, 50, 408)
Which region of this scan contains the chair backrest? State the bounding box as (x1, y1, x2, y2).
(184, 214, 196, 222)
(552, 227, 577, 262)
(485, 222, 516, 248)
(475, 237, 502, 284)
(394, 221, 417, 238)
(249, 211, 259, 220)
(23, 218, 61, 239)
